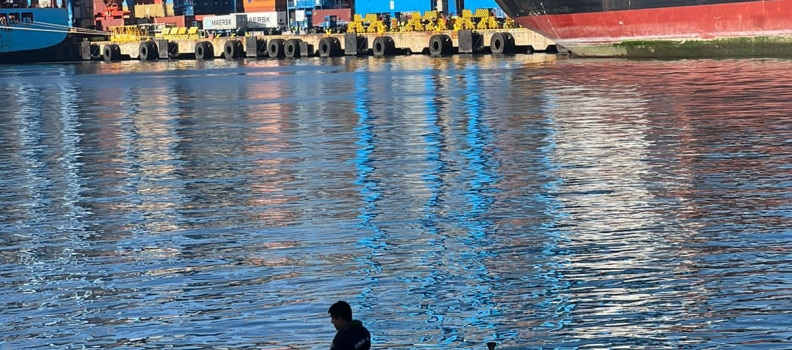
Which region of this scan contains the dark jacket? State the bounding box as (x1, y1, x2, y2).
(330, 320, 371, 350)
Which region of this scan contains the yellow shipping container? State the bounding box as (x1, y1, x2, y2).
(133, 4, 174, 19)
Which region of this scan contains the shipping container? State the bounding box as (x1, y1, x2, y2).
(458, 0, 505, 16)
(95, 17, 125, 31)
(459, 0, 497, 7)
(294, 9, 306, 22)
(133, 4, 174, 18)
(354, 0, 503, 16)
(202, 13, 247, 30)
(242, 0, 286, 13)
(289, 0, 320, 8)
(154, 15, 188, 27)
(245, 11, 286, 29)
(311, 8, 351, 27)
(354, 0, 431, 15)
(193, 0, 238, 16)
(287, 0, 340, 9)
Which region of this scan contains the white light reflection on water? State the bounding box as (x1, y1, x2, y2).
(0, 56, 790, 350)
(544, 81, 688, 346)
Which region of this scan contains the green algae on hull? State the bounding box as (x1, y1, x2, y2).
(574, 36, 792, 58)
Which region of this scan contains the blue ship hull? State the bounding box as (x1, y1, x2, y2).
(0, 8, 70, 62)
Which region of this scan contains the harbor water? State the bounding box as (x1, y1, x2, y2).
(1, 55, 790, 349)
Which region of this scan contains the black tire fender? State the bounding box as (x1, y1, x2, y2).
(268, 38, 286, 58)
(318, 37, 342, 57)
(139, 41, 157, 60)
(490, 32, 515, 54)
(428, 34, 452, 56)
(372, 36, 395, 57)
(195, 41, 214, 60)
(224, 40, 242, 59)
(284, 39, 302, 58)
(103, 44, 121, 61)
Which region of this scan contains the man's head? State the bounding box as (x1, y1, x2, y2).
(328, 300, 353, 330)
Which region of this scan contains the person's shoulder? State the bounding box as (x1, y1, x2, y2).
(354, 322, 370, 333)
(334, 329, 370, 350)
(348, 323, 371, 348)
(352, 326, 371, 350)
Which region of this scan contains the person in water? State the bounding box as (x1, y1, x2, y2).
(328, 300, 371, 350)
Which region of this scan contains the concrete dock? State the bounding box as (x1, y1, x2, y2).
(73, 28, 556, 61)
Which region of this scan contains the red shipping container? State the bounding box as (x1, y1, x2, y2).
(312, 8, 352, 26)
(154, 15, 186, 27)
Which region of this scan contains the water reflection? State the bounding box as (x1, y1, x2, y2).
(538, 59, 792, 348)
(353, 59, 387, 322)
(541, 75, 685, 347)
(0, 55, 789, 349)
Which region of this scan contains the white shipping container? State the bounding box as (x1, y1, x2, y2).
(245, 12, 287, 29)
(202, 14, 248, 30)
(295, 10, 305, 22)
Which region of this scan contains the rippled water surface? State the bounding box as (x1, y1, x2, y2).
(1, 55, 790, 349)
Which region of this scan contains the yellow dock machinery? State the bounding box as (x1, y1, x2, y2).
(364, 14, 387, 34)
(401, 11, 424, 32)
(474, 8, 500, 30)
(109, 26, 147, 42)
(453, 9, 476, 31)
(349, 14, 366, 33)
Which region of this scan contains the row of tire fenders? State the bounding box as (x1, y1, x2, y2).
(92, 32, 519, 61)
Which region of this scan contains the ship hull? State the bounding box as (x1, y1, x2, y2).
(495, 0, 792, 57)
(0, 44, 79, 63)
(0, 8, 70, 62)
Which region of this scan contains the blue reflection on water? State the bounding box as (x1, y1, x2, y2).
(1, 56, 791, 350)
(354, 66, 385, 312)
(421, 66, 449, 345)
(460, 66, 500, 340)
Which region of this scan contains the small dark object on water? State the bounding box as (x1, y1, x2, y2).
(487, 342, 497, 350)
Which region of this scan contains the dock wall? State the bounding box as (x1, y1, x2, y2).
(73, 29, 556, 61)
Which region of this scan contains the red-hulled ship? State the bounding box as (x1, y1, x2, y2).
(494, 0, 792, 57)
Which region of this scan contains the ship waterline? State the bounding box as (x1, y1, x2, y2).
(496, 0, 792, 57)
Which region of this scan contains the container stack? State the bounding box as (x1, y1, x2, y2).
(241, 0, 287, 32)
